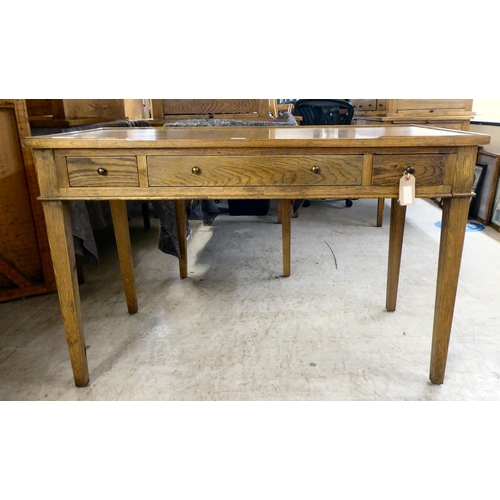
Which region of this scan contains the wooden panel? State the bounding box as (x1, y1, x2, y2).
(26, 99, 145, 125)
(148, 155, 363, 187)
(394, 120, 465, 130)
(151, 99, 271, 122)
(355, 118, 469, 131)
(395, 99, 468, 112)
(0, 107, 42, 286)
(62, 99, 126, 120)
(351, 99, 377, 111)
(353, 100, 474, 127)
(124, 99, 145, 119)
(372, 154, 446, 186)
(0, 100, 56, 301)
(25, 99, 52, 116)
(67, 156, 139, 187)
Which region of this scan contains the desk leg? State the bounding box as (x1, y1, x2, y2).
(386, 199, 406, 312)
(42, 201, 89, 387)
(279, 200, 291, 277)
(175, 200, 188, 279)
(430, 197, 469, 384)
(109, 200, 138, 314)
(377, 198, 385, 227)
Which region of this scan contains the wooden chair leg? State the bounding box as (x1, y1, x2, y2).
(377, 198, 385, 227)
(109, 200, 138, 314)
(279, 200, 291, 277)
(175, 200, 188, 279)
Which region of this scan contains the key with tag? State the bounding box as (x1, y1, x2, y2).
(399, 166, 416, 206)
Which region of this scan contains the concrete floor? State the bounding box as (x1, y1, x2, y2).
(1, 198, 500, 400)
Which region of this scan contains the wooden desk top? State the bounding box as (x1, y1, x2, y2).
(24, 125, 490, 149)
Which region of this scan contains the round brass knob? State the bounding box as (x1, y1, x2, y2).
(97, 168, 107, 176)
(192, 167, 201, 175)
(311, 166, 320, 174)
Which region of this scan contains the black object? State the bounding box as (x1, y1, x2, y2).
(228, 199, 270, 216)
(469, 162, 487, 218)
(293, 99, 354, 125)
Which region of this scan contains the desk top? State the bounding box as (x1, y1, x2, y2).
(24, 125, 490, 149)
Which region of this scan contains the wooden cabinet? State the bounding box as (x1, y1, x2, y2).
(352, 99, 474, 130)
(150, 99, 271, 123)
(26, 99, 146, 127)
(0, 99, 56, 302)
(352, 99, 386, 113)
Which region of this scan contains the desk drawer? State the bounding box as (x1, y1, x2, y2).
(148, 155, 363, 187)
(67, 156, 139, 187)
(395, 99, 468, 115)
(393, 120, 466, 130)
(372, 154, 446, 186)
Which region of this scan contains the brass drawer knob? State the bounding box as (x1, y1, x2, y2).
(97, 168, 107, 176)
(311, 166, 320, 174)
(192, 167, 201, 175)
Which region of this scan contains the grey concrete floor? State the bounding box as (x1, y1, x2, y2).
(1, 198, 500, 400)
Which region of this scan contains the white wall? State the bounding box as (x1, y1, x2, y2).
(470, 124, 500, 154)
(471, 100, 500, 154)
(472, 99, 500, 123)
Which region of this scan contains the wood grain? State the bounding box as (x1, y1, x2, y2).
(430, 197, 470, 384)
(386, 199, 407, 312)
(279, 200, 291, 277)
(175, 200, 188, 279)
(376, 198, 385, 227)
(67, 156, 139, 187)
(148, 155, 363, 187)
(372, 154, 445, 186)
(0, 100, 56, 302)
(42, 201, 89, 387)
(152, 99, 271, 122)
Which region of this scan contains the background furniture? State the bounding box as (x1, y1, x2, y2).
(151, 99, 272, 124)
(0, 99, 56, 302)
(26, 99, 146, 127)
(270, 99, 294, 118)
(352, 99, 474, 130)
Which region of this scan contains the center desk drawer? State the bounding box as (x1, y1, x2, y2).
(148, 155, 363, 187)
(67, 156, 139, 187)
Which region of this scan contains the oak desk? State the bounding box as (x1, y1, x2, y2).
(24, 125, 490, 387)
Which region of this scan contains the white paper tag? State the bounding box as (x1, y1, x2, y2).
(399, 174, 416, 206)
